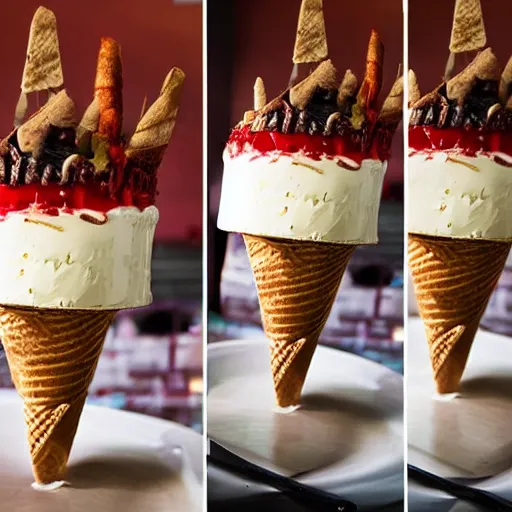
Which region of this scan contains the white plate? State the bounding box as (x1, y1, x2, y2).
(408, 316, 512, 508)
(207, 340, 404, 509)
(408, 317, 512, 480)
(0, 391, 202, 512)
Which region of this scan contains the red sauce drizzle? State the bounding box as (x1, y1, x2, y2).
(0, 143, 158, 218)
(409, 126, 512, 157)
(0, 181, 152, 219)
(226, 125, 388, 164)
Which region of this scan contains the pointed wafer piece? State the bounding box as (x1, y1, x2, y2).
(337, 70, 357, 107)
(410, 84, 443, 110)
(444, 51, 457, 81)
(447, 48, 501, 103)
(258, 94, 285, 116)
(78, 98, 100, 135)
(161, 72, 176, 96)
(17, 90, 76, 156)
(289, 59, 337, 109)
(0, 307, 116, 484)
(356, 29, 384, 111)
(21, 7, 64, 94)
(243, 110, 256, 125)
(14, 93, 29, 128)
(244, 235, 355, 407)
(94, 37, 123, 144)
(288, 63, 300, 88)
(14, 7, 64, 127)
(379, 75, 404, 124)
(139, 96, 148, 121)
(0, 135, 10, 156)
(409, 234, 510, 393)
(293, 0, 328, 64)
(254, 77, 267, 111)
(499, 56, 512, 105)
(76, 97, 99, 145)
(449, 0, 486, 54)
(408, 69, 421, 106)
(350, 30, 384, 129)
(126, 67, 185, 172)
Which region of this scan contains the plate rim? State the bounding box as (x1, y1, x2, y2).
(407, 316, 512, 503)
(0, 389, 202, 443)
(208, 338, 404, 382)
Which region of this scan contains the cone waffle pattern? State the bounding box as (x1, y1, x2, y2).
(0, 307, 115, 483)
(408, 234, 509, 393)
(244, 235, 355, 407)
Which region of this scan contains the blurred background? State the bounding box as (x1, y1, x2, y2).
(408, 0, 512, 336)
(0, 0, 203, 431)
(208, 0, 404, 374)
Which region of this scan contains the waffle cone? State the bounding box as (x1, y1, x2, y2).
(244, 235, 355, 407)
(408, 234, 510, 393)
(0, 307, 116, 484)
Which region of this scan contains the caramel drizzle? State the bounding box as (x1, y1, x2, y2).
(24, 218, 64, 231)
(446, 156, 479, 172)
(291, 161, 324, 174)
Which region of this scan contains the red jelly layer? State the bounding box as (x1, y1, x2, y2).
(226, 125, 388, 163)
(409, 126, 512, 157)
(0, 182, 153, 218)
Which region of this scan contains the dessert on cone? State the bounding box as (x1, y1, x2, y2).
(0, 7, 185, 485)
(409, 4, 512, 393)
(217, 0, 402, 407)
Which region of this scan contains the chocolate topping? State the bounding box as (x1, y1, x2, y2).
(244, 85, 395, 157)
(255, 88, 346, 135)
(446, 48, 500, 102)
(0, 126, 106, 187)
(0, 7, 184, 215)
(17, 89, 76, 157)
(289, 59, 338, 109)
(410, 49, 512, 131)
(236, 27, 399, 160)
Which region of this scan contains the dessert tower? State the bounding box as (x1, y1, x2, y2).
(218, 0, 403, 407)
(0, 7, 184, 485)
(408, 0, 512, 393)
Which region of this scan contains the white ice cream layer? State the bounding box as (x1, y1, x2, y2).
(217, 150, 387, 244)
(409, 151, 512, 239)
(0, 206, 158, 309)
